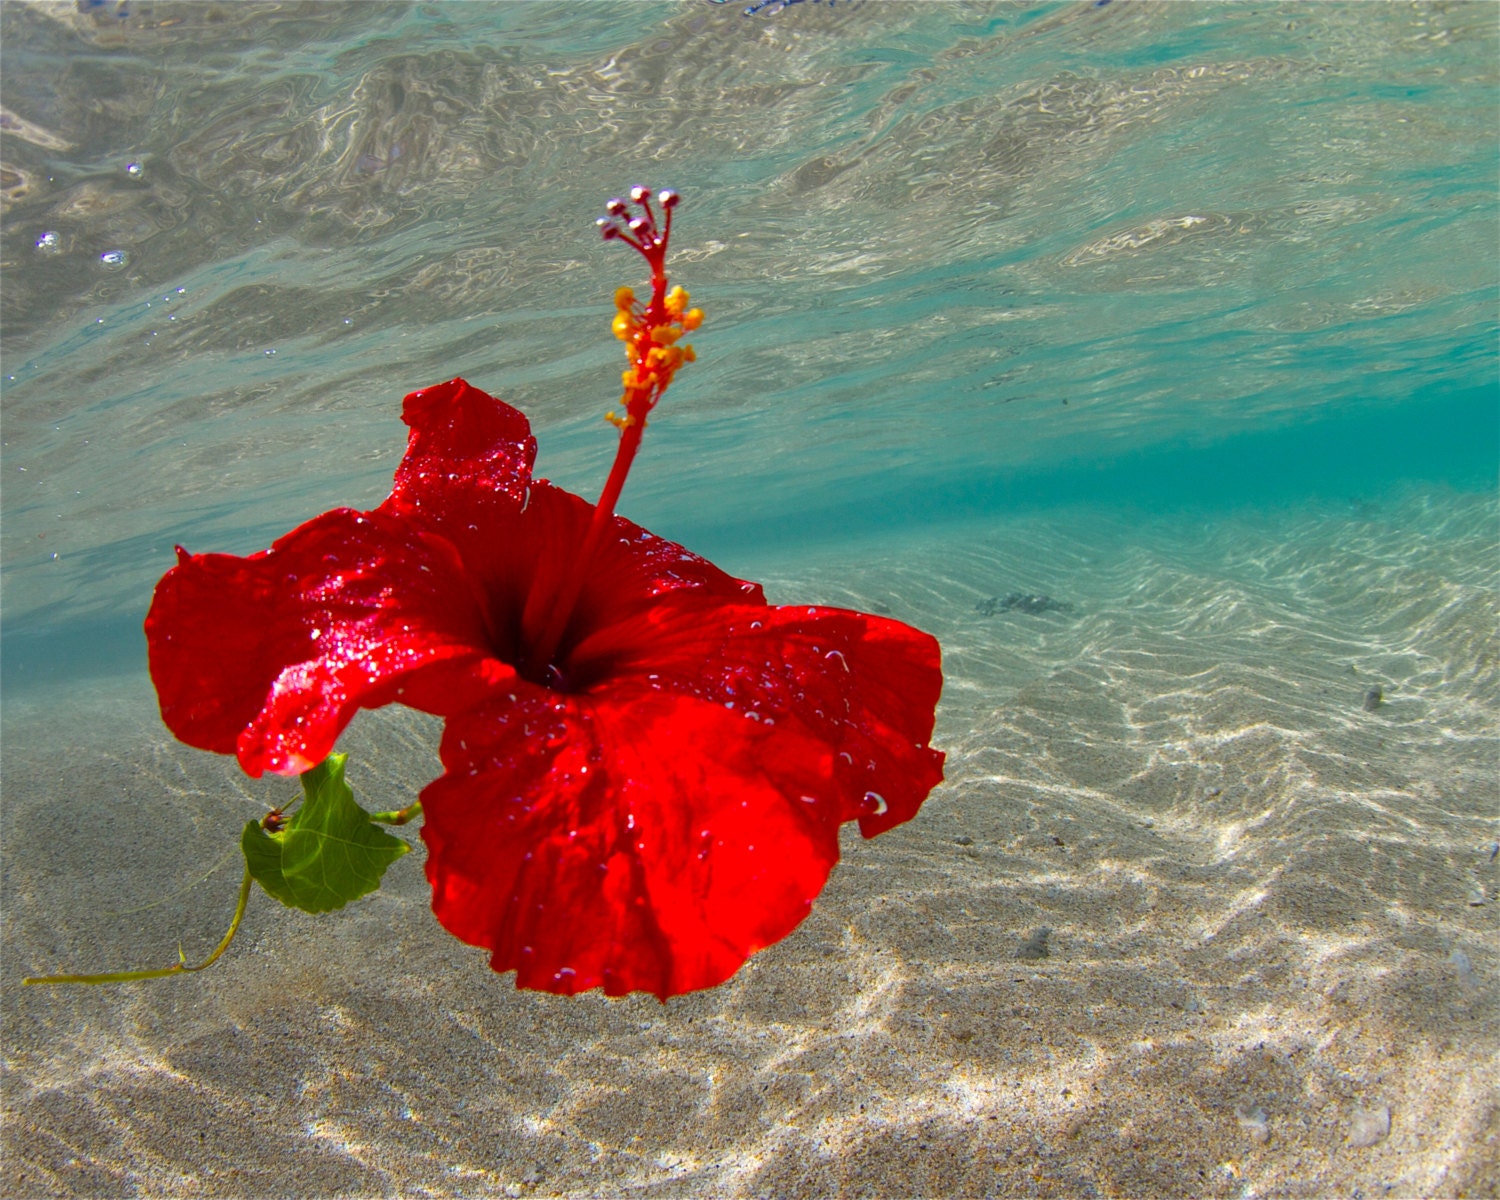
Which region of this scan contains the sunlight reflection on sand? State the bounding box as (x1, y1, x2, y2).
(3, 488, 1496, 1197)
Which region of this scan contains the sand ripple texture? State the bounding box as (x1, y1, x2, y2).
(2, 487, 1495, 1199)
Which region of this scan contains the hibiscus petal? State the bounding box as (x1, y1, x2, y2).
(421, 683, 846, 998)
(380, 378, 765, 663)
(146, 508, 506, 777)
(569, 597, 946, 834)
(389, 377, 537, 508)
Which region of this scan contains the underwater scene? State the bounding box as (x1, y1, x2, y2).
(2, 1, 1497, 1196)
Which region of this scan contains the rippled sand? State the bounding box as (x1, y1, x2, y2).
(3, 488, 1496, 1198)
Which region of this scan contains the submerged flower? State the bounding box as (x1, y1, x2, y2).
(145, 190, 944, 998)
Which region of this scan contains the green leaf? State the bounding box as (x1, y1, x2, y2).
(241, 754, 409, 914)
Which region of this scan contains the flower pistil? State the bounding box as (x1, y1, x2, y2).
(598, 189, 704, 432)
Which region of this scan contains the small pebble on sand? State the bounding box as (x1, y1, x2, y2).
(1363, 686, 1383, 712)
(1235, 1104, 1271, 1145)
(1015, 927, 1052, 960)
(1346, 1103, 1391, 1148)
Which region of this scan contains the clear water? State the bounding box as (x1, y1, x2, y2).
(3, 0, 1495, 687)
(3, 5, 1499, 1196)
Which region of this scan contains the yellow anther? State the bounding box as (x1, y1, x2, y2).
(612, 310, 634, 341)
(614, 286, 636, 311)
(605, 409, 634, 429)
(665, 286, 689, 317)
(681, 308, 704, 332)
(622, 368, 639, 388)
(683, 345, 696, 362)
(651, 324, 681, 345)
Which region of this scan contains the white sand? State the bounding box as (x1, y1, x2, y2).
(3, 488, 1496, 1198)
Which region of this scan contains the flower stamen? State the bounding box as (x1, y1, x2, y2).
(596, 189, 702, 434)
(521, 188, 703, 683)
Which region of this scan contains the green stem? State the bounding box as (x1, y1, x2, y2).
(370, 799, 423, 826)
(22, 866, 253, 986)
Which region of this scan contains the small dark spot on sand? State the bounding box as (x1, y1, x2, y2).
(1015, 927, 1051, 960)
(954, 834, 974, 846)
(1363, 686, 1383, 712)
(976, 592, 1074, 616)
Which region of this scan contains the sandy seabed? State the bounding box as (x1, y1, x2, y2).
(3, 489, 1497, 1199)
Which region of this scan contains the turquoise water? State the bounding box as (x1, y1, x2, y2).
(3, 0, 1495, 688)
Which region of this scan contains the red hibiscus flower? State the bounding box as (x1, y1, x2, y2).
(145, 190, 944, 998)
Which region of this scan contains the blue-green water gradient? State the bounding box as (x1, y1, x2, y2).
(2, 0, 1496, 686)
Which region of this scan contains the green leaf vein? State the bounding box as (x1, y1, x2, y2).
(241, 753, 409, 914)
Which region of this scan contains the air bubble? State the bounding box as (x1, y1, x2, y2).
(125, 161, 144, 178)
(34, 231, 60, 253)
(99, 249, 128, 268)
